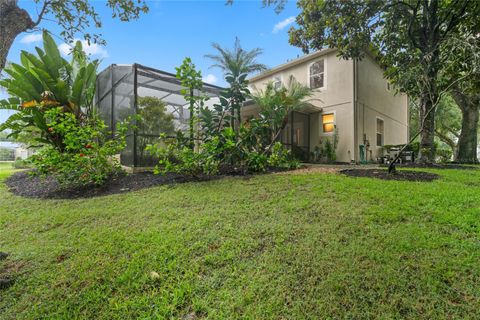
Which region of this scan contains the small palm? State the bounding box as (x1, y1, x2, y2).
(205, 37, 267, 79)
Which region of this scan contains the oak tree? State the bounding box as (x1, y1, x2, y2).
(288, 0, 479, 163)
(0, 0, 148, 73)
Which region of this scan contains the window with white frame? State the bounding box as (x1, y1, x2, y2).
(273, 76, 282, 90)
(322, 113, 335, 133)
(309, 60, 325, 89)
(376, 118, 384, 146)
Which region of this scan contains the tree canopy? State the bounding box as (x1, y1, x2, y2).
(288, 0, 480, 163)
(0, 0, 149, 73)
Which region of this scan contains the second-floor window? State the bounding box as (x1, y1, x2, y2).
(310, 59, 325, 89)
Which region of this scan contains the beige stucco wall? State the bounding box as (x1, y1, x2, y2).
(245, 49, 409, 163)
(248, 50, 355, 163)
(356, 55, 409, 161)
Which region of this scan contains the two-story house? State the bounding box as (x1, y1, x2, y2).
(243, 48, 409, 163)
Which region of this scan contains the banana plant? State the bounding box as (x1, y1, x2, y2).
(0, 30, 99, 150)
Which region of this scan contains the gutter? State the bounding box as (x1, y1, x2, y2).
(248, 48, 337, 82)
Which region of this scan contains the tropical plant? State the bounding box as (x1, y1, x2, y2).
(0, 31, 132, 187)
(205, 38, 267, 130)
(0, 30, 98, 151)
(29, 107, 129, 187)
(205, 37, 267, 79)
(147, 126, 299, 176)
(250, 75, 316, 152)
(0, 0, 148, 73)
(175, 57, 208, 148)
(199, 72, 250, 136)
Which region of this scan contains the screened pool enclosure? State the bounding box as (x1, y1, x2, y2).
(96, 64, 223, 168)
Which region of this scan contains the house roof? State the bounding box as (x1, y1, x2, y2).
(248, 48, 337, 82)
(248, 47, 384, 83)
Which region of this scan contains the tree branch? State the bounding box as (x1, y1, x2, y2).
(32, 0, 51, 28)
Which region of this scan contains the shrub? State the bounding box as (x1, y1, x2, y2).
(147, 129, 299, 176)
(311, 129, 339, 163)
(12, 159, 31, 169)
(0, 31, 131, 188)
(0, 31, 98, 149)
(29, 108, 129, 187)
(268, 142, 300, 169)
(147, 61, 306, 177)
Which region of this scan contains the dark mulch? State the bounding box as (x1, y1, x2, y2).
(5, 171, 219, 200)
(0, 278, 14, 290)
(340, 169, 439, 182)
(0, 252, 14, 291)
(381, 163, 478, 170)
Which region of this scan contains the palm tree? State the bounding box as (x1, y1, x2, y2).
(205, 37, 267, 79)
(205, 38, 267, 130)
(251, 75, 318, 150)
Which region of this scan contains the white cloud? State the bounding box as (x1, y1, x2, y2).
(20, 33, 43, 44)
(202, 74, 218, 85)
(58, 40, 108, 58)
(273, 16, 295, 33)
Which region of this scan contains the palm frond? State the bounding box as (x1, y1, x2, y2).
(205, 38, 268, 79)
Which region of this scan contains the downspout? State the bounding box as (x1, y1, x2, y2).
(353, 58, 358, 163)
(406, 96, 410, 142)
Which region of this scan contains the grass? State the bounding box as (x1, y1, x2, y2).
(0, 162, 13, 170)
(0, 167, 479, 319)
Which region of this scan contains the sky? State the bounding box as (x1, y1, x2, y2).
(0, 0, 305, 123)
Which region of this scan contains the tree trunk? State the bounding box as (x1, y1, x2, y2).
(417, 95, 437, 163)
(415, 0, 442, 164)
(452, 90, 480, 163)
(0, 0, 34, 73)
(435, 129, 457, 157)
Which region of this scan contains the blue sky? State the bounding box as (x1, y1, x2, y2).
(1, 0, 304, 123)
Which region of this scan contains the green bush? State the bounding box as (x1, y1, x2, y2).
(0, 31, 98, 150)
(29, 108, 128, 187)
(147, 61, 306, 177)
(12, 159, 31, 169)
(147, 128, 299, 176)
(268, 142, 300, 169)
(311, 130, 339, 163)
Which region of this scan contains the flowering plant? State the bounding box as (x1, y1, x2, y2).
(29, 108, 130, 187)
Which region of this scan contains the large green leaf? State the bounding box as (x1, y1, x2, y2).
(54, 80, 70, 103)
(0, 112, 25, 132)
(10, 63, 44, 96)
(30, 67, 58, 94)
(71, 67, 86, 108)
(0, 98, 21, 110)
(42, 31, 64, 78)
(1, 69, 39, 101)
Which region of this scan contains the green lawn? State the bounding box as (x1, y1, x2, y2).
(0, 162, 13, 171)
(0, 167, 479, 319)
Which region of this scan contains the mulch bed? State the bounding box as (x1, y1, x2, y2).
(340, 169, 439, 182)
(5, 171, 219, 200)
